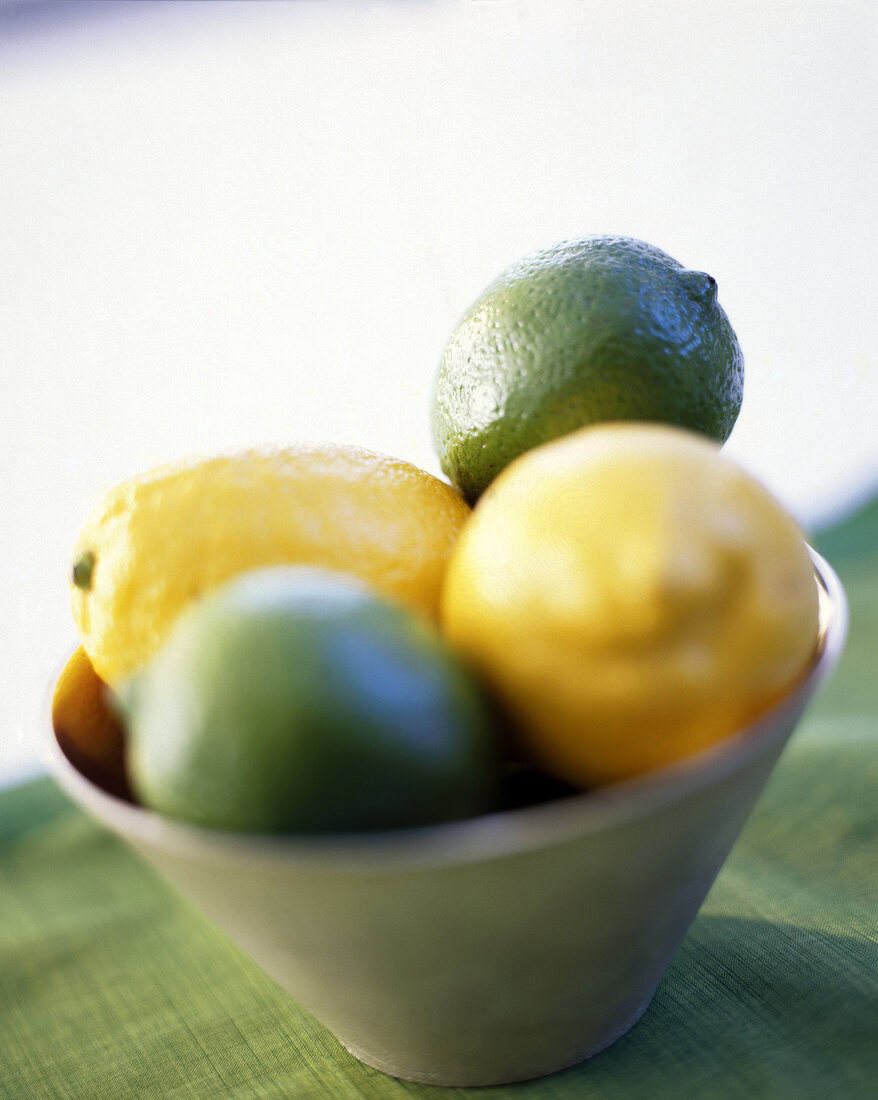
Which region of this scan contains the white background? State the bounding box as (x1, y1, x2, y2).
(2, 0, 876, 779)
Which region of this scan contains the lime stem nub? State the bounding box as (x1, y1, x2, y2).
(689, 271, 718, 304)
(72, 551, 95, 591)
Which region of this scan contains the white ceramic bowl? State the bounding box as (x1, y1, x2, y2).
(45, 549, 847, 1087)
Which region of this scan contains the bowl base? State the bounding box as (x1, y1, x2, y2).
(337, 991, 655, 1088)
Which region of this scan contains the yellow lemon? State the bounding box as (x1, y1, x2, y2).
(52, 646, 130, 799)
(441, 423, 820, 786)
(70, 444, 469, 686)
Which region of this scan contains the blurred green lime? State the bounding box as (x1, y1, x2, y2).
(118, 567, 498, 832)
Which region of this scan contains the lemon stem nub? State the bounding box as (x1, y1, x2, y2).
(72, 551, 95, 591)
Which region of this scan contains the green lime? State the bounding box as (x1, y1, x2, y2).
(116, 566, 498, 833)
(431, 235, 744, 502)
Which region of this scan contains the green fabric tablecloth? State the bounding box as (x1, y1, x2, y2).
(2, 498, 876, 1099)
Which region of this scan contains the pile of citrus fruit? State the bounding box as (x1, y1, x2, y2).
(53, 235, 820, 832)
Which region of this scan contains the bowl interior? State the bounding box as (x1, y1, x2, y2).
(44, 547, 847, 871)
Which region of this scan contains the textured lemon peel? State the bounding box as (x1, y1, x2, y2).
(441, 423, 819, 787)
(70, 445, 470, 686)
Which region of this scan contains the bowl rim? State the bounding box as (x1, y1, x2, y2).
(43, 547, 848, 872)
